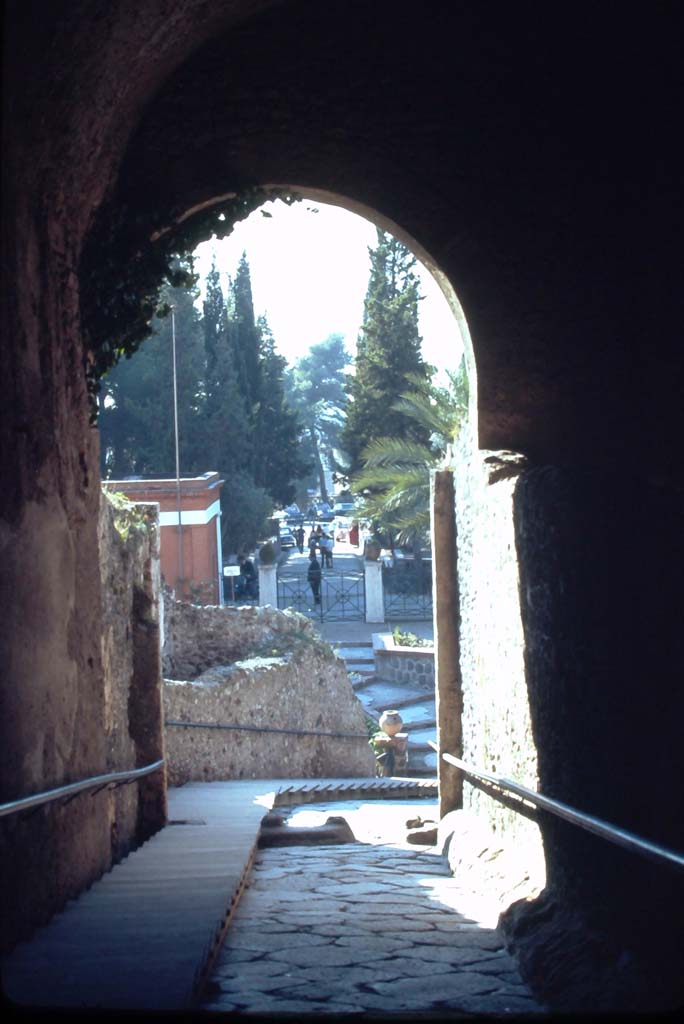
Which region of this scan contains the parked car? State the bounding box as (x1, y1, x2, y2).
(279, 526, 296, 548)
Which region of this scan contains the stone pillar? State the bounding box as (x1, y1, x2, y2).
(431, 469, 463, 817)
(364, 559, 385, 623)
(259, 563, 278, 609)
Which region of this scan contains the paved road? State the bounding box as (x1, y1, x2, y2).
(200, 800, 546, 1016)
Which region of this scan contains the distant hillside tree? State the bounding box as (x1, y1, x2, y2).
(284, 333, 349, 502)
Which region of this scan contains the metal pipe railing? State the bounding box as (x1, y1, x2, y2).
(0, 759, 165, 819)
(433, 744, 684, 872)
(165, 719, 369, 740)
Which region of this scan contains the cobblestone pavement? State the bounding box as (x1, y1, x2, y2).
(199, 801, 546, 1016)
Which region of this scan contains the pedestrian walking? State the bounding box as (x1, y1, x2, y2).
(296, 525, 305, 553)
(236, 554, 257, 599)
(320, 530, 334, 568)
(307, 551, 322, 605)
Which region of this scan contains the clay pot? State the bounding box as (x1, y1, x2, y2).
(379, 710, 404, 737)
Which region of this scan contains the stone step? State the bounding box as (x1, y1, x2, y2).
(403, 719, 437, 733)
(406, 739, 437, 753)
(380, 690, 435, 710)
(351, 675, 378, 690)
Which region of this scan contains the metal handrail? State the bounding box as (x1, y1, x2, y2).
(433, 745, 684, 872)
(0, 759, 165, 819)
(165, 719, 369, 740)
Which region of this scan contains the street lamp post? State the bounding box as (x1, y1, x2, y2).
(171, 307, 184, 592)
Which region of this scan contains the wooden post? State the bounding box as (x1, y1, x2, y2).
(430, 469, 463, 817)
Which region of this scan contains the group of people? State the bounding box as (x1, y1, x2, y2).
(307, 524, 334, 567)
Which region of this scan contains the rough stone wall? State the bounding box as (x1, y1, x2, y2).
(162, 598, 375, 781)
(453, 444, 543, 875)
(0, 493, 166, 954)
(501, 466, 684, 1012)
(98, 493, 167, 837)
(163, 599, 317, 679)
(454, 447, 684, 1010)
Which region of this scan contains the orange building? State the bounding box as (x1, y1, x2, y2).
(104, 472, 225, 604)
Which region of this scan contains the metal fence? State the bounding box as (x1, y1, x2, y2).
(382, 557, 433, 620)
(277, 569, 366, 622)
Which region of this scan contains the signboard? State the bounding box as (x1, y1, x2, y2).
(223, 565, 241, 576)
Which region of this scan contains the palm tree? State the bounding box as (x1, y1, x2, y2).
(352, 359, 468, 548)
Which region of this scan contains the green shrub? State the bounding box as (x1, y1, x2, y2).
(391, 626, 432, 648)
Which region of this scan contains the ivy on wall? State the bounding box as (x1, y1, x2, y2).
(79, 186, 300, 422)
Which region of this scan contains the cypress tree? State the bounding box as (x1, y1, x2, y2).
(340, 229, 430, 477)
(253, 315, 311, 506)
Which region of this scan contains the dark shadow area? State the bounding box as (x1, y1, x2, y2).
(504, 466, 684, 1012)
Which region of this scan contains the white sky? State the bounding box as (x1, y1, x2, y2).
(192, 199, 463, 379)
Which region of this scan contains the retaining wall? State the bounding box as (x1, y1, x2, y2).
(372, 633, 435, 691)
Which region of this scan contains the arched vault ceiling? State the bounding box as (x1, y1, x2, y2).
(79, 0, 684, 470)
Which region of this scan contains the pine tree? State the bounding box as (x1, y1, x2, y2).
(252, 315, 311, 506)
(340, 230, 431, 478)
(230, 252, 262, 430)
(98, 274, 204, 478)
(202, 261, 252, 475)
(284, 333, 349, 502)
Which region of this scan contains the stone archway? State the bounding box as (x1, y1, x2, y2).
(3, 0, 684, 1008)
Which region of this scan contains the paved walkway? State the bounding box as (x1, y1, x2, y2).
(0, 780, 435, 1013)
(200, 799, 546, 1016)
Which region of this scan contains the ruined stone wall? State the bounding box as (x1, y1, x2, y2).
(0, 493, 166, 953)
(453, 444, 543, 878)
(98, 493, 167, 838)
(163, 599, 316, 679)
(162, 599, 375, 781)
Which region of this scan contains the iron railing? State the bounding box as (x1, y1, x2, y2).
(382, 557, 433, 620)
(277, 569, 365, 622)
(434, 745, 684, 872)
(0, 759, 165, 819)
(165, 720, 369, 741)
